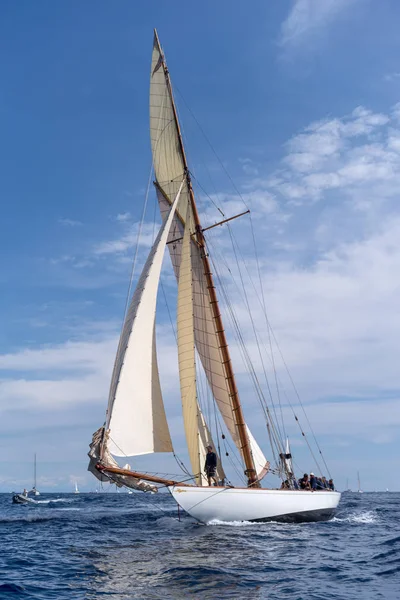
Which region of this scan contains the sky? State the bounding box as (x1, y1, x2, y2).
(1, 0, 400, 493)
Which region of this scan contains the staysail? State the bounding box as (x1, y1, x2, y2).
(104, 180, 185, 458)
(177, 205, 226, 485)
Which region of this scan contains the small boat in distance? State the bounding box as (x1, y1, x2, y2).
(357, 472, 363, 493)
(87, 30, 341, 524)
(74, 482, 80, 494)
(12, 489, 37, 505)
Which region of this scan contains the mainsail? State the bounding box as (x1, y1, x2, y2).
(104, 180, 185, 458)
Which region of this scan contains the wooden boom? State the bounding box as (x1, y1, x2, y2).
(96, 463, 193, 487)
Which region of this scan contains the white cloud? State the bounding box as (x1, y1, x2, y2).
(94, 221, 156, 256)
(280, 0, 360, 49)
(384, 72, 400, 83)
(265, 105, 396, 203)
(116, 212, 131, 222)
(58, 218, 82, 227)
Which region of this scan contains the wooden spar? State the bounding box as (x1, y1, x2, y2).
(153, 30, 259, 487)
(202, 210, 250, 233)
(166, 210, 251, 245)
(96, 464, 193, 487)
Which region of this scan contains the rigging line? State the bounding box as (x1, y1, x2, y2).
(225, 224, 330, 474)
(215, 280, 286, 470)
(160, 279, 177, 343)
(271, 341, 332, 477)
(196, 352, 211, 436)
(190, 172, 225, 217)
(106, 434, 193, 482)
(249, 295, 331, 476)
(185, 485, 233, 513)
(228, 226, 287, 444)
(265, 422, 280, 476)
(204, 228, 285, 440)
(204, 233, 285, 457)
(174, 84, 250, 212)
(207, 248, 285, 465)
(192, 242, 222, 458)
(173, 452, 193, 478)
(121, 163, 154, 327)
(218, 417, 247, 484)
(249, 213, 287, 442)
(172, 88, 225, 216)
(214, 222, 324, 475)
(225, 222, 286, 447)
(121, 77, 168, 326)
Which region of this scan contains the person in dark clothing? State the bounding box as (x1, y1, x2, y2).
(328, 479, 335, 491)
(310, 472, 317, 490)
(299, 473, 311, 490)
(204, 445, 218, 486)
(298, 473, 311, 490)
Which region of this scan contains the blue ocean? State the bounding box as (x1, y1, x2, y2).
(1, 491, 399, 599)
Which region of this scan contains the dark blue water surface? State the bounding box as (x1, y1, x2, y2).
(1, 491, 399, 599)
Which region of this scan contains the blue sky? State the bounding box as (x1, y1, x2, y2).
(1, 0, 400, 492)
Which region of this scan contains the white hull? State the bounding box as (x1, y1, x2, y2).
(170, 486, 341, 524)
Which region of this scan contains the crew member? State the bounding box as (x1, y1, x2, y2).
(204, 445, 218, 486)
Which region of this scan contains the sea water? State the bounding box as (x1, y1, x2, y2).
(0, 491, 399, 599)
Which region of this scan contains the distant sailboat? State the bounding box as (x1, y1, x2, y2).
(357, 472, 363, 493)
(74, 482, 80, 494)
(87, 29, 341, 524)
(30, 453, 40, 496)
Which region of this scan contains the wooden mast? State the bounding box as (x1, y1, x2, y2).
(153, 30, 258, 487)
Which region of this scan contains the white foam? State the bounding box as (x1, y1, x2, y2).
(35, 497, 75, 504)
(332, 510, 377, 524)
(207, 519, 258, 527)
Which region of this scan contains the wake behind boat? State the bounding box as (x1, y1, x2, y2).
(88, 30, 340, 524)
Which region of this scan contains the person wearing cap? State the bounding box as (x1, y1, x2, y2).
(310, 472, 317, 490)
(204, 445, 218, 486)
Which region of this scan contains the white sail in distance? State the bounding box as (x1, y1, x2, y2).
(105, 181, 185, 458)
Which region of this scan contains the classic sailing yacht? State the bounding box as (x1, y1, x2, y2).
(88, 31, 340, 523)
